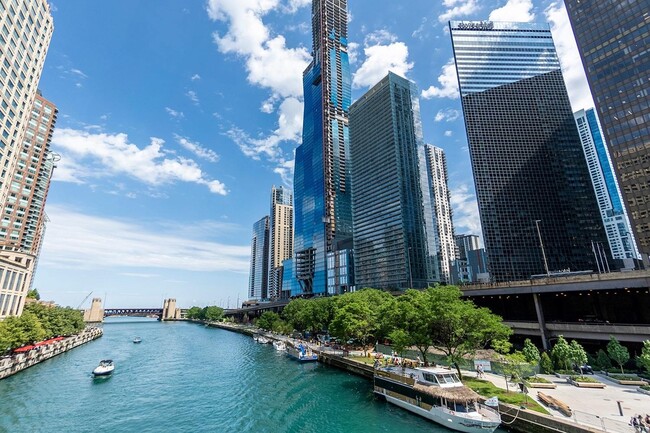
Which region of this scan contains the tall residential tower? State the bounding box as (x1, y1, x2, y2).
(267, 186, 293, 300)
(248, 216, 269, 300)
(564, 0, 650, 261)
(292, 0, 353, 295)
(450, 21, 608, 282)
(350, 72, 439, 290)
(574, 108, 639, 262)
(0, 0, 55, 319)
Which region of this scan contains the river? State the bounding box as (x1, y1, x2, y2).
(0, 318, 505, 433)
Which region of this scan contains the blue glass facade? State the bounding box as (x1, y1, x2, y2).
(249, 216, 269, 300)
(291, 0, 353, 296)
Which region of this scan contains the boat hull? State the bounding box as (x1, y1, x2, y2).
(92, 368, 114, 377)
(286, 345, 318, 362)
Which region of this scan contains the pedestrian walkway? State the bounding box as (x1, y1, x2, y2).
(474, 370, 647, 431)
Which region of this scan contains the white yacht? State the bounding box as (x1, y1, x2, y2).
(273, 340, 286, 351)
(253, 335, 271, 344)
(286, 342, 318, 362)
(374, 365, 501, 433)
(92, 360, 115, 377)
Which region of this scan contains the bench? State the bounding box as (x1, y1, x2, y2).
(537, 391, 572, 417)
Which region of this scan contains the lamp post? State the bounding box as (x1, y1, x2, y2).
(534, 220, 550, 276)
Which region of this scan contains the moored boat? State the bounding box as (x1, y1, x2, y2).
(92, 360, 115, 377)
(374, 365, 501, 433)
(253, 335, 271, 344)
(133, 337, 142, 344)
(286, 342, 318, 362)
(273, 340, 286, 351)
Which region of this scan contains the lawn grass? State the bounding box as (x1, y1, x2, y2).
(463, 377, 549, 414)
(349, 355, 375, 365)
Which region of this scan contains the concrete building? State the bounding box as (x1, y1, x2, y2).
(290, 0, 354, 296)
(248, 216, 269, 300)
(574, 108, 640, 264)
(350, 72, 438, 290)
(267, 186, 293, 300)
(83, 298, 104, 323)
(564, 0, 650, 262)
(0, 0, 54, 319)
(450, 20, 608, 282)
(162, 298, 181, 321)
(424, 145, 456, 283)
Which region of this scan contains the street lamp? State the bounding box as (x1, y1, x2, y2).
(534, 220, 550, 276)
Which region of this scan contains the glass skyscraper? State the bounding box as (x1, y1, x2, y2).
(248, 216, 269, 300)
(292, 0, 353, 295)
(349, 72, 438, 290)
(574, 108, 640, 261)
(450, 21, 608, 282)
(564, 0, 650, 261)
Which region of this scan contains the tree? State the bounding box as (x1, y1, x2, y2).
(384, 289, 433, 365)
(420, 286, 511, 378)
(550, 336, 572, 371)
(186, 306, 203, 320)
(522, 339, 541, 365)
(388, 329, 410, 363)
(26, 288, 40, 300)
(203, 306, 224, 322)
(569, 340, 588, 373)
(329, 300, 376, 352)
(501, 352, 533, 392)
(539, 352, 553, 374)
(256, 312, 280, 331)
(607, 336, 630, 374)
(595, 349, 611, 370)
(637, 340, 650, 374)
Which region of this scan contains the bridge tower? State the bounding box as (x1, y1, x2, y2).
(162, 298, 181, 321)
(83, 298, 104, 323)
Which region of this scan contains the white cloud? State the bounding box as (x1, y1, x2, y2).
(421, 58, 459, 99)
(489, 0, 535, 22)
(186, 90, 199, 105)
(434, 108, 460, 122)
(273, 156, 295, 188)
(174, 134, 220, 163)
(347, 42, 360, 65)
(450, 183, 482, 235)
(69, 68, 88, 79)
(439, 0, 480, 23)
(545, 1, 594, 111)
(444, 130, 453, 137)
(40, 206, 249, 272)
(353, 30, 414, 88)
(206, 0, 311, 174)
(191, 74, 201, 81)
(52, 128, 227, 195)
(165, 107, 184, 118)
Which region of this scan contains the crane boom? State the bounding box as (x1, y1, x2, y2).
(77, 291, 93, 310)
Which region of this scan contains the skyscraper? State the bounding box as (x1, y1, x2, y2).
(574, 108, 640, 262)
(248, 216, 269, 300)
(267, 186, 293, 300)
(292, 0, 353, 295)
(564, 0, 650, 261)
(424, 144, 456, 283)
(450, 20, 608, 282)
(0, 0, 54, 319)
(349, 72, 438, 290)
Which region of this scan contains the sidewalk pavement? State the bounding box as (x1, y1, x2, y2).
(474, 370, 648, 428)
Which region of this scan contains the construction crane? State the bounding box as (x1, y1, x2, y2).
(77, 291, 93, 310)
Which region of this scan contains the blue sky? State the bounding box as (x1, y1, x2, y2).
(36, 0, 593, 309)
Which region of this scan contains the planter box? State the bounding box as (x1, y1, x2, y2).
(598, 373, 647, 386)
(569, 379, 606, 388)
(526, 382, 557, 389)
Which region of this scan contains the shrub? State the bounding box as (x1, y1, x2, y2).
(570, 375, 599, 383)
(595, 349, 611, 370)
(525, 376, 551, 384)
(540, 352, 553, 374)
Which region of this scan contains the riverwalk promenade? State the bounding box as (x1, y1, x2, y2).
(210, 321, 642, 433)
(0, 327, 103, 380)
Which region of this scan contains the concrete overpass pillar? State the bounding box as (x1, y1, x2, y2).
(533, 293, 549, 350)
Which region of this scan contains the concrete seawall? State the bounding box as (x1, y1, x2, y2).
(0, 327, 103, 380)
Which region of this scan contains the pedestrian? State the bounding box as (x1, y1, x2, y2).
(477, 364, 484, 378)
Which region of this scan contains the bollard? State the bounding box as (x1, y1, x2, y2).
(616, 400, 623, 417)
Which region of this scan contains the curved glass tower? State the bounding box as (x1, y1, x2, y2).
(293, 0, 353, 296)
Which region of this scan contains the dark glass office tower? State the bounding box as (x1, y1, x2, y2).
(564, 1, 650, 261)
(249, 216, 269, 300)
(293, 0, 353, 295)
(350, 72, 439, 290)
(450, 21, 608, 282)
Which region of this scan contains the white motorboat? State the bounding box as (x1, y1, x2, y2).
(253, 335, 271, 344)
(92, 359, 115, 377)
(286, 342, 318, 362)
(374, 365, 501, 433)
(133, 337, 142, 344)
(273, 340, 286, 351)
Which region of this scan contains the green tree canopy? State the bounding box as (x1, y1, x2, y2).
(637, 340, 650, 373)
(256, 311, 280, 331)
(186, 306, 203, 320)
(607, 336, 630, 374)
(203, 306, 224, 322)
(522, 339, 541, 365)
(569, 340, 588, 371)
(329, 300, 376, 351)
(26, 288, 40, 300)
(551, 336, 572, 371)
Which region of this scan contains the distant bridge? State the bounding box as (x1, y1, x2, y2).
(104, 308, 163, 317)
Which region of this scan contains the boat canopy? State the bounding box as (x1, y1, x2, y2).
(413, 382, 481, 403)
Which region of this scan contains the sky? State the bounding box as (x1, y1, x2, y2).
(35, 0, 593, 309)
